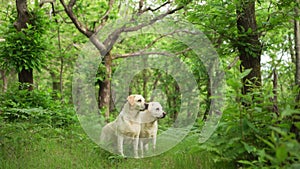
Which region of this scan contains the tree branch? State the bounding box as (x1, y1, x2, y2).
(95, 0, 114, 33)
(68, 0, 76, 8)
(112, 47, 191, 60)
(227, 56, 239, 70)
(174, 47, 191, 55)
(59, 0, 107, 54)
(103, 5, 184, 53)
(59, 0, 93, 37)
(39, 0, 55, 7)
(139, 0, 171, 14)
(142, 30, 187, 51)
(113, 51, 172, 59)
(124, 6, 184, 32)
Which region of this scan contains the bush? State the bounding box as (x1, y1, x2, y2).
(0, 88, 77, 127)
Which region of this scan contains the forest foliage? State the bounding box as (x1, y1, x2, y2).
(0, 0, 300, 168)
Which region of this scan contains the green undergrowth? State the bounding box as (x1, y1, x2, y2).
(0, 120, 234, 169)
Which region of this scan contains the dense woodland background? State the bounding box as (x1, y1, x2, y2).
(0, 0, 300, 168)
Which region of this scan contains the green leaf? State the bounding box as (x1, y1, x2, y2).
(269, 126, 287, 137)
(281, 106, 300, 118)
(256, 134, 275, 150)
(237, 160, 255, 166)
(276, 144, 288, 163)
(240, 68, 252, 79)
(294, 122, 300, 130)
(245, 118, 260, 133)
(241, 141, 257, 153)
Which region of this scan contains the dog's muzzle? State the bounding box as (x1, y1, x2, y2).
(160, 112, 166, 118)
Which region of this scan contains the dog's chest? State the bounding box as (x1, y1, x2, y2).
(117, 116, 141, 137)
(140, 122, 157, 138)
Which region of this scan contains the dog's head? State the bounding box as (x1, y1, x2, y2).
(127, 94, 146, 111)
(147, 102, 166, 119)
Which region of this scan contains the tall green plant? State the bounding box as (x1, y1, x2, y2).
(0, 8, 49, 82)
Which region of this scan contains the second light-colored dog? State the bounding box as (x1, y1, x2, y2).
(139, 102, 166, 157)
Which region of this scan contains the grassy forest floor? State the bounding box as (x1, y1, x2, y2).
(1, 89, 299, 169)
(0, 121, 235, 169)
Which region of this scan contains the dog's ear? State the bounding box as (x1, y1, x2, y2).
(127, 95, 135, 106)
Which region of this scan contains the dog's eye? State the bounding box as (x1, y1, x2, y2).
(137, 99, 142, 102)
(156, 108, 160, 111)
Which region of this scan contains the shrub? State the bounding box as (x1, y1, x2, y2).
(0, 88, 77, 127)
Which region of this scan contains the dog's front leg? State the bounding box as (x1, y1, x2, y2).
(139, 140, 144, 158)
(117, 136, 124, 157)
(152, 136, 157, 151)
(133, 137, 139, 158)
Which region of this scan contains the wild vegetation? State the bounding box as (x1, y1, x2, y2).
(0, 0, 300, 168)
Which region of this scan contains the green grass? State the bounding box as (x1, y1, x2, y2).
(0, 122, 235, 169)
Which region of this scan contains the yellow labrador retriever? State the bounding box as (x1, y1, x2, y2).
(100, 94, 146, 158)
(139, 102, 166, 157)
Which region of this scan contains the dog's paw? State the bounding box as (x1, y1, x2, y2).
(133, 155, 140, 159)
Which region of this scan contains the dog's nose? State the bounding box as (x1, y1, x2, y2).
(140, 103, 149, 111)
(162, 112, 166, 118)
(144, 103, 149, 109)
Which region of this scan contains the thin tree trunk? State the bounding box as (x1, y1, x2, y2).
(236, 0, 262, 97)
(98, 53, 112, 122)
(0, 69, 7, 92)
(60, 54, 64, 100)
(172, 83, 180, 122)
(143, 71, 148, 100)
(150, 72, 162, 101)
(57, 20, 64, 101)
(51, 1, 63, 100)
(272, 69, 279, 117)
(291, 0, 300, 141)
(142, 57, 148, 100)
(295, 0, 300, 105)
(203, 75, 211, 121)
(50, 71, 60, 98)
(289, 33, 296, 64)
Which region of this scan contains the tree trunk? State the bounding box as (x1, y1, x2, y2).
(142, 70, 148, 100)
(236, 0, 262, 96)
(172, 83, 180, 122)
(51, 1, 64, 100)
(14, 0, 30, 31)
(50, 71, 60, 98)
(142, 57, 148, 100)
(60, 56, 64, 100)
(295, 0, 300, 105)
(18, 68, 33, 90)
(272, 69, 279, 117)
(0, 69, 7, 92)
(203, 75, 211, 121)
(98, 53, 112, 122)
(14, 0, 33, 90)
(291, 0, 300, 141)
